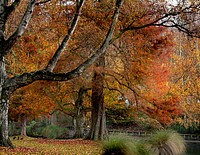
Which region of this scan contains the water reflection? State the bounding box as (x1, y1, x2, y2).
(184, 142, 200, 155)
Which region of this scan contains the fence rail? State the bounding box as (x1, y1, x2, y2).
(108, 130, 200, 141)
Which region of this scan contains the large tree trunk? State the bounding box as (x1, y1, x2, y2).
(21, 114, 27, 136)
(0, 1, 14, 148)
(0, 99, 13, 148)
(0, 58, 14, 148)
(73, 116, 84, 138)
(73, 87, 87, 138)
(86, 55, 108, 140)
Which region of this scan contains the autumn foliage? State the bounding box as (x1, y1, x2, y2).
(9, 82, 55, 122)
(6, 0, 199, 132)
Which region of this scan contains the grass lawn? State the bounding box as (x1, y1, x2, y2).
(0, 136, 102, 155)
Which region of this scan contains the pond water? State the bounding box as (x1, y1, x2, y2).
(184, 142, 200, 155)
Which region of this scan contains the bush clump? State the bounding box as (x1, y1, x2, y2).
(102, 134, 151, 155)
(148, 129, 186, 155)
(26, 121, 43, 137)
(27, 121, 68, 139)
(102, 130, 186, 155)
(42, 125, 68, 139)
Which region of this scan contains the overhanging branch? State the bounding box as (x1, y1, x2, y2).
(115, 2, 200, 40)
(45, 0, 85, 72)
(4, 0, 124, 93)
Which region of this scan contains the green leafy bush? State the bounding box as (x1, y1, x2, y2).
(42, 125, 68, 139)
(27, 121, 46, 137)
(26, 121, 68, 139)
(9, 122, 21, 136)
(27, 121, 37, 136)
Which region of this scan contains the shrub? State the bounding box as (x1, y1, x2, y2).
(102, 134, 151, 155)
(26, 121, 37, 136)
(42, 125, 68, 139)
(102, 130, 186, 155)
(9, 122, 21, 136)
(26, 121, 45, 137)
(148, 129, 186, 155)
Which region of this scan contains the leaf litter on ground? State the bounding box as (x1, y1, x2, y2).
(0, 136, 102, 155)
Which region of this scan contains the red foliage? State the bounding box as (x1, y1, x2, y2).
(143, 97, 182, 125)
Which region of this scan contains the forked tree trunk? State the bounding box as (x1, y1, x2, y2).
(0, 1, 13, 148)
(86, 55, 108, 140)
(21, 114, 27, 136)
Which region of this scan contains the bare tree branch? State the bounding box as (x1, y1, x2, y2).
(114, 2, 200, 40)
(69, 0, 124, 75)
(3, 0, 36, 55)
(45, 0, 85, 72)
(104, 71, 153, 104)
(4, 0, 124, 93)
(35, 0, 51, 6)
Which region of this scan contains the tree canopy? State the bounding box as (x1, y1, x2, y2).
(0, 0, 199, 147)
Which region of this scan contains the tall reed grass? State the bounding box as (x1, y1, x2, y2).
(102, 129, 186, 155)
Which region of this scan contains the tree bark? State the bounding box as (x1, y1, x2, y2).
(0, 99, 13, 148)
(50, 112, 57, 126)
(45, 0, 85, 72)
(86, 55, 108, 140)
(73, 87, 88, 138)
(0, 57, 14, 148)
(21, 114, 27, 136)
(73, 116, 84, 138)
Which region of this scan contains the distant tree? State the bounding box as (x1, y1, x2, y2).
(9, 82, 55, 136)
(170, 34, 200, 128)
